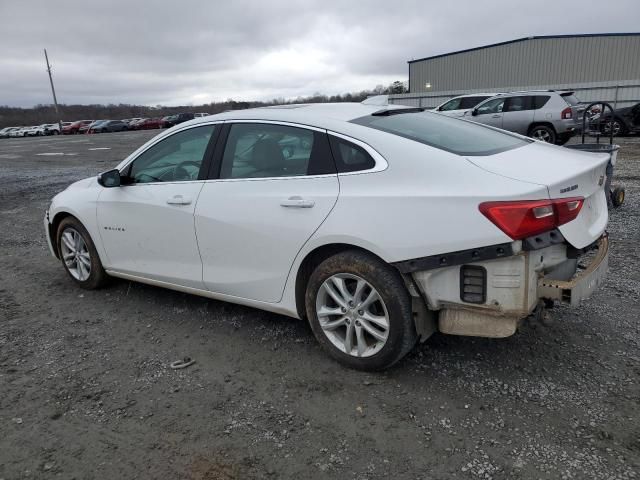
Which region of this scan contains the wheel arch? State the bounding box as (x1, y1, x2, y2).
(293, 242, 389, 320)
(527, 121, 557, 135)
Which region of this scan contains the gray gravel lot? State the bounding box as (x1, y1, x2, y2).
(0, 130, 639, 479)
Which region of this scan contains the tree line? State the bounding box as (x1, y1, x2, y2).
(0, 81, 407, 128)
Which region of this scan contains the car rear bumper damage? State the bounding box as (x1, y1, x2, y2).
(398, 234, 609, 340)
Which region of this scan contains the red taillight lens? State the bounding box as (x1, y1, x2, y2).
(561, 107, 573, 119)
(479, 197, 584, 240)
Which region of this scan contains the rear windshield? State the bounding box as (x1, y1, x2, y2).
(351, 111, 530, 156)
(560, 93, 580, 106)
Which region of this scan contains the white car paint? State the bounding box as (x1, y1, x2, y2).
(46, 102, 610, 342)
(434, 93, 501, 118)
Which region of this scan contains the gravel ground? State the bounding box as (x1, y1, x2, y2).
(0, 131, 639, 480)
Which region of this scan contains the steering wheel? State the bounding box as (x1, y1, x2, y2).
(173, 160, 201, 181)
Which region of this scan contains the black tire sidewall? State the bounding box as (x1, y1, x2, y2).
(305, 251, 415, 371)
(56, 217, 107, 289)
(530, 125, 556, 144)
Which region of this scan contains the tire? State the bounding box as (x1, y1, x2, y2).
(528, 125, 556, 144)
(611, 187, 625, 208)
(305, 250, 417, 371)
(602, 118, 627, 137)
(56, 217, 109, 289)
(53, 130, 60, 135)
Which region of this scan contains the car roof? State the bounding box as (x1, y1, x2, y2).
(184, 102, 411, 130)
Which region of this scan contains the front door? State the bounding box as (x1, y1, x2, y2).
(471, 97, 506, 129)
(195, 122, 339, 303)
(97, 124, 218, 288)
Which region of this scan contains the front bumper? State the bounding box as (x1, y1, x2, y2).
(538, 235, 609, 306)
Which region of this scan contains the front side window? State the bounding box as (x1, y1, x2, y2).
(476, 98, 505, 115)
(128, 125, 216, 183)
(220, 123, 333, 179)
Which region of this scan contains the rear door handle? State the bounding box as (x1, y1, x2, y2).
(166, 194, 192, 205)
(280, 196, 315, 208)
(492, 114, 501, 118)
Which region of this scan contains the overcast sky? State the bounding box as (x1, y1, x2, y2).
(1, 0, 638, 107)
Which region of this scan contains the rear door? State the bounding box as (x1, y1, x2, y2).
(195, 121, 339, 303)
(501, 96, 535, 135)
(469, 97, 506, 129)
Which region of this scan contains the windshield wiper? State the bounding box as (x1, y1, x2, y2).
(371, 107, 425, 116)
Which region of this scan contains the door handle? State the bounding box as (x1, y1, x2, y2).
(492, 114, 501, 118)
(166, 194, 192, 205)
(280, 196, 315, 208)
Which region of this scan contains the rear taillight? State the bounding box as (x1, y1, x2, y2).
(479, 197, 584, 240)
(561, 107, 573, 119)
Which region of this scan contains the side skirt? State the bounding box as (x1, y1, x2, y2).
(105, 270, 300, 319)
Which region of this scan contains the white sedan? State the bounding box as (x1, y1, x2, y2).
(45, 103, 610, 370)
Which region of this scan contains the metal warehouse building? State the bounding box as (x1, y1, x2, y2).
(390, 33, 640, 108)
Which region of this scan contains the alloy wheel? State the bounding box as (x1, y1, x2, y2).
(532, 129, 552, 142)
(315, 273, 389, 357)
(60, 227, 91, 281)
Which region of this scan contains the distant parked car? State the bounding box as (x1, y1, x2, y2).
(164, 112, 195, 127)
(194, 112, 210, 118)
(125, 118, 144, 128)
(9, 127, 26, 137)
(128, 118, 148, 130)
(434, 93, 502, 118)
(22, 126, 43, 137)
(41, 123, 62, 135)
(465, 90, 584, 145)
(0, 127, 20, 138)
(90, 120, 129, 134)
(63, 120, 93, 135)
(598, 102, 640, 136)
(81, 120, 104, 134)
(135, 118, 164, 130)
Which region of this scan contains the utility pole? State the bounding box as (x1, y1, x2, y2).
(44, 49, 62, 132)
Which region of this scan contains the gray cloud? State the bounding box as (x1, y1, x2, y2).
(1, 0, 638, 106)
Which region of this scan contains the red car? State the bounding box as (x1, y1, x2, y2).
(136, 118, 165, 130)
(62, 120, 93, 135)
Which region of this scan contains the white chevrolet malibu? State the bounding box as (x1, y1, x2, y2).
(45, 103, 610, 370)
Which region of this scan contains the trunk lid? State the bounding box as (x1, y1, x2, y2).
(467, 141, 609, 248)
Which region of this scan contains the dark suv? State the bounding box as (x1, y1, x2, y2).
(164, 113, 195, 128)
(600, 102, 640, 136)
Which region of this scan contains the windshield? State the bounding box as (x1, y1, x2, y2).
(351, 111, 530, 156)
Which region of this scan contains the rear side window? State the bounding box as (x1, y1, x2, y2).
(560, 93, 580, 106)
(439, 98, 462, 111)
(504, 96, 531, 112)
(351, 111, 529, 156)
(328, 136, 375, 173)
(220, 123, 334, 179)
(532, 95, 551, 109)
(458, 96, 492, 109)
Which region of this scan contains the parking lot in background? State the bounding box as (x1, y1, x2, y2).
(1, 131, 639, 479)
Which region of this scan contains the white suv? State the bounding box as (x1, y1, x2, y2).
(434, 93, 502, 117)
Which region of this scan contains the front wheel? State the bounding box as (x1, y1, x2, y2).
(305, 250, 417, 371)
(57, 217, 109, 289)
(529, 125, 556, 144)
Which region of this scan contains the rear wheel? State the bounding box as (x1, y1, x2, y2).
(305, 250, 417, 371)
(529, 125, 556, 144)
(602, 118, 626, 136)
(57, 217, 109, 289)
(611, 187, 625, 207)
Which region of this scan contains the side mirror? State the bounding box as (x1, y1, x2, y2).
(97, 169, 121, 188)
(471, 109, 478, 116)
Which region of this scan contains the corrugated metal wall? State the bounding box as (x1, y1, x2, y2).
(408, 35, 640, 94)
